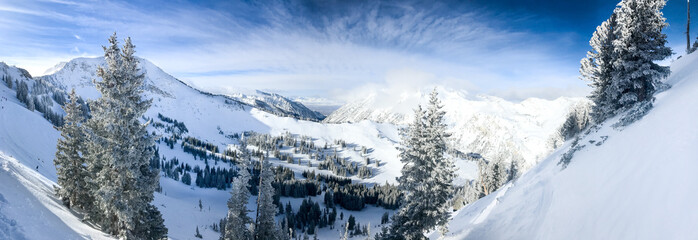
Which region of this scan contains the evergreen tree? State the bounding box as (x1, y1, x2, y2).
(195, 226, 202, 238)
(422, 90, 456, 229)
(223, 159, 253, 240)
(3, 75, 11, 88)
(84, 33, 166, 239)
(382, 90, 455, 240)
(365, 223, 372, 240)
(16, 80, 28, 105)
(54, 89, 93, 210)
(610, 0, 672, 110)
(581, 11, 618, 122)
(254, 157, 280, 240)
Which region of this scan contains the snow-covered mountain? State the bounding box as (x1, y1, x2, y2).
(325, 88, 586, 169)
(291, 96, 343, 116)
(0, 55, 587, 239)
(0, 59, 406, 239)
(227, 90, 326, 120)
(432, 52, 698, 239)
(37, 58, 324, 121)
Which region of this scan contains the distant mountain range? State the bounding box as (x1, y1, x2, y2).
(324, 87, 586, 170)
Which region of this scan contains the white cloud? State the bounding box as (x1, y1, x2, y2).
(0, 0, 585, 102)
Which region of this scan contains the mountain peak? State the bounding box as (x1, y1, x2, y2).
(37, 57, 324, 121)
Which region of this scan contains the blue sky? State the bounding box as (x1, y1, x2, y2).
(0, 0, 694, 102)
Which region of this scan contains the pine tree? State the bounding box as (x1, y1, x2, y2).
(382, 90, 455, 240)
(84, 33, 166, 239)
(3, 75, 11, 88)
(610, 0, 672, 111)
(195, 226, 202, 238)
(28, 96, 36, 112)
(341, 221, 350, 240)
(581, 11, 618, 122)
(223, 159, 253, 240)
(54, 89, 93, 211)
(16, 80, 28, 105)
(254, 157, 280, 240)
(365, 223, 372, 240)
(422, 90, 456, 229)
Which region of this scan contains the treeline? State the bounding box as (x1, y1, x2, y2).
(305, 170, 401, 211)
(281, 198, 336, 235)
(6, 75, 79, 127)
(156, 113, 188, 137)
(245, 131, 375, 179)
(327, 182, 401, 211)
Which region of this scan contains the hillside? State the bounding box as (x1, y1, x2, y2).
(325, 87, 585, 170)
(432, 53, 698, 239)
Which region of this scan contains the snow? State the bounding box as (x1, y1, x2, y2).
(324, 86, 585, 170)
(0, 153, 114, 240)
(38, 57, 324, 121)
(0, 82, 111, 239)
(0, 54, 589, 239)
(1, 59, 404, 239)
(41, 61, 68, 76)
(290, 96, 343, 116)
(434, 52, 698, 239)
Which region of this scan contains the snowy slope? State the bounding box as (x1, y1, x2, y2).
(434, 53, 698, 239)
(1, 60, 406, 239)
(0, 74, 113, 239)
(38, 58, 324, 121)
(325, 87, 584, 169)
(0, 153, 114, 240)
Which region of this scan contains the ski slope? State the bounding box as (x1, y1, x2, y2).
(433, 53, 698, 239)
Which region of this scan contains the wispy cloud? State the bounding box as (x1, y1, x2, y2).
(0, 0, 589, 102)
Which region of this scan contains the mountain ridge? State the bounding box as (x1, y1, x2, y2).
(38, 57, 325, 121)
(325, 87, 587, 170)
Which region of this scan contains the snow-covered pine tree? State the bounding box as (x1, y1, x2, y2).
(382, 90, 455, 240)
(254, 157, 280, 240)
(365, 223, 372, 240)
(278, 219, 291, 240)
(84, 33, 166, 239)
(581, 11, 618, 122)
(223, 159, 253, 240)
(381, 105, 426, 239)
(27, 96, 36, 111)
(54, 89, 93, 211)
(477, 157, 507, 196)
(610, 0, 672, 111)
(422, 89, 456, 230)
